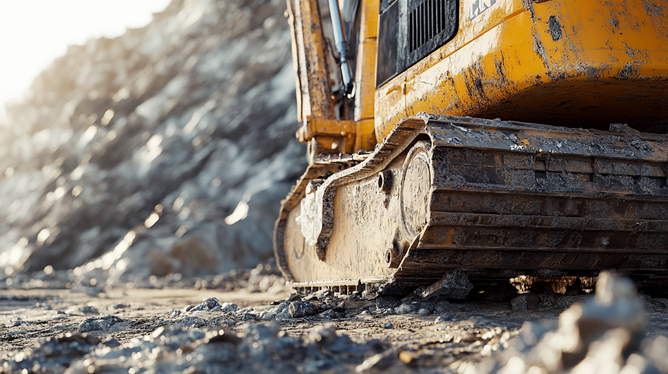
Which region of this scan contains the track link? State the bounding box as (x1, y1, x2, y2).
(275, 114, 668, 295)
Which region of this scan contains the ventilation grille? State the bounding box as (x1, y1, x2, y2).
(409, 0, 450, 53)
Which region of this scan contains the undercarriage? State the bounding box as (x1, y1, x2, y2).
(275, 114, 668, 296)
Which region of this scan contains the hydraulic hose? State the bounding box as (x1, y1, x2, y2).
(327, 0, 354, 95)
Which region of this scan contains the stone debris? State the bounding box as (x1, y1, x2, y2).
(5, 323, 390, 374)
(168, 309, 181, 318)
(65, 305, 99, 315)
(396, 303, 419, 315)
(78, 315, 125, 332)
(376, 296, 401, 309)
(4, 272, 668, 374)
(467, 271, 662, 374)
(356, 350, 398, 373)
(241, 312, 258, 321)
(4, 333, 101, 373)
(418, 308, 432, 316)
(511, 293, 541, 311)
(191, 297, 222, 311)
(275, 303, 293, 320)
(102, 338, 120, 348)
(166, 298, 240, 320)
(538, 293, 588, 309)
(421, 269, 474, 300)
(176, 316, 208, 328)
(260, 310, 276, 321)
(221, 302, 239, 312)
(391, 299, 451, 316)
(289, 301, 318, 318)
(319, 309, 344, 320)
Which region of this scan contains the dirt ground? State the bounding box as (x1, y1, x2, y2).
(2, 279, 668, 373)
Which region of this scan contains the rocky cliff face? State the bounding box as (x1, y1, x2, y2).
(0, 0, 306, 282)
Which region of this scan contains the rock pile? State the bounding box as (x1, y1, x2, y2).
(5, 324, 389, 374)
(0, 0, 305, 282)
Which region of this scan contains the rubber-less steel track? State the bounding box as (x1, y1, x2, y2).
(275, 114, 668, 295)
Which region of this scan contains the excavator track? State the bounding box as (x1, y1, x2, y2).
(275, 114, 668, 295)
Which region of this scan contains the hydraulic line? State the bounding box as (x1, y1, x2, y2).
(327, 0, 354, 95)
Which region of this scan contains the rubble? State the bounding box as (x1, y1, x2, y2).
(176, 316, 208, 328)
(396, 303, 419, 315)
(6, 322, 392, 374)
(356, 350, 397, 373)
(421, 269, 474, 300)
(3, 271, 668, 373)
(472, 271, 658, 374)
(289, 301, 318, 318)
(221, 302, 239, 312)
(3, 333, 101, 373)
(78, 315, 125, 332)
(511, 293, 541, 311)
(0, 0, 306, 285)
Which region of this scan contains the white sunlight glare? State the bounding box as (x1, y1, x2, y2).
(0, 0, 172, 122)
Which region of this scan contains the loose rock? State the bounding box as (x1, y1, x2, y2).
(242, 313, 258, 322)
(78, 315, 124, 332)
(319, 309, 344, 320)
(511, 293, 541, 311)
(289, 301, 318, 318)
(421, 270, 474, 300)
(177, 316, 207, 328)
(395, 303, 418, 315)
(221, 302, 239, 312)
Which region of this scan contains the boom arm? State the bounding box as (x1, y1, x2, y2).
(286, 0, 355, 159)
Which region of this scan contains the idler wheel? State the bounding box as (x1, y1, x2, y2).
(400, 141, 432, 237)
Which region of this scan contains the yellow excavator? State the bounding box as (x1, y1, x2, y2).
(274, 0, 668, 296)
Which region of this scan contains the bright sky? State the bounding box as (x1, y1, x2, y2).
(0, 0, 172, 122)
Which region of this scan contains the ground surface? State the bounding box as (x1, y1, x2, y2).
(2, 282, 668, 373)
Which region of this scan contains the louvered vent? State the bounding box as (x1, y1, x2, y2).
(376, 0, 458, 88)
(409, 0, 450, 52)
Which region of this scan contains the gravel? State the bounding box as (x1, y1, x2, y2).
(3, 272, 668, 374)
(78, 315, 124, 332)
(289, 301, 318, 318)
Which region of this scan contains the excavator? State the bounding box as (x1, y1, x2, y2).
(274, 0, 668, 297)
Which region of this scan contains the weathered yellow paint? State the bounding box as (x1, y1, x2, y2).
(298, 117, 356, 154)
(354, 39, 379, 122)
(288, 0, 354, 158)
(375, 0, 668, 142)
(352, 0, 380, 151)
(287, 0, 334, 122)
(288, 0, 381, 155)
(290, 0, 668, 153)
(354, 119, 376, 151)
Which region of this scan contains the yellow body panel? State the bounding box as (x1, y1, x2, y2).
(353, 0, 380, 150)
(375, 0, 668, 143)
